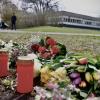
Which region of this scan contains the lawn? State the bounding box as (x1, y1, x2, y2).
(0, 26, 100, 56)
(21, 26, 100, 34)
(0, 31, 100, 56)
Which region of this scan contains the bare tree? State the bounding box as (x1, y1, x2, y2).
(20, 0, 59, 25)
(0, 0, 17, 21)
(21, 0, 58, 14)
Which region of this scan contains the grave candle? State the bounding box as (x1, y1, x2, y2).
(0, 49, 9, 77)
(16, 56, 34, 93)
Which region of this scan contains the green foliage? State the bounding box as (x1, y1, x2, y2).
(80, 91, 88, 98)
(95, 56, 100, 68)
(58, 81, 67, 88)
(57, 43, 67, 56)
(39, 38, 45, 46)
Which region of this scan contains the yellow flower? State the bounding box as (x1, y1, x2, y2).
(85, 72, 93, 83)
(40, 67, 68, 84)
(92, 72, 100, 81)
(40, 67, 51, 83)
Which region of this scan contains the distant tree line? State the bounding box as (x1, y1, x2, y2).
(0, 0, 59, 28)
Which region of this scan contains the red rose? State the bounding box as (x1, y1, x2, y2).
(51, 45, 60, 54)
(46, 38, 57, 46)
(40, 52, 51, 59)
(31, 44, 40, 51)
(38, 46, 46, 53)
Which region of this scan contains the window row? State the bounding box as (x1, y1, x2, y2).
(48, 17, 100, 26)
(63, 18, 82, 24)
(62, 17, 100, 26)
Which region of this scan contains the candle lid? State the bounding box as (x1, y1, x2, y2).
(28, 53, 38, 59)
(18, 56, 33, 61)
(0, 48, 8, 52)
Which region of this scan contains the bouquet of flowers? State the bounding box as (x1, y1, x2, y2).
(28, 36, 67, 62)
(1, 36, 100, 100)
(39, 52, 100, 99)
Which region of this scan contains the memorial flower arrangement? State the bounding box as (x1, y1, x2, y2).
(34, 55, 100, 100)
(28, 36, 67, 61)
(0, 36, 100, 100)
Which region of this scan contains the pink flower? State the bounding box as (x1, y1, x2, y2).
(38, 46, 46, 53)
(89, 93, 95, 98)
(40, 52, 51, 59)
(46, 83, 59, 89)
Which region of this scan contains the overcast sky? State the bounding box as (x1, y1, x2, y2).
(12, 0, 100, 17)
(59, 0, 100, 17)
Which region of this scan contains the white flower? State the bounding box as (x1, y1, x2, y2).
(34, 59, 42, 77)
(45, 92, 52, 98)
(68, 84, 80, 93)
(0, 39, 5, 45)
(74, 88, 80, 92)
(68, 84, 76, 90)
(67, 97, 73, 100)
(28, 53, 42, 77)
(5, 40, 13, 50)
(35, 95, 41, 100)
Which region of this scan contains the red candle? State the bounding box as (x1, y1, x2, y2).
(16, 56, 34, 93)
(0, 49, 9, 77)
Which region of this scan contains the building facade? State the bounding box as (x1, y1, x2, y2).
(47, 11, 100, 29)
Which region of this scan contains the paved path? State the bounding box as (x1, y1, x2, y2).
(0, 29, 100, 37)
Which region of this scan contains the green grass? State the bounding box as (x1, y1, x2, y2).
(0, 26, 100, 56)
(0, 32, 100, 55)
(21, 26, 100, 34)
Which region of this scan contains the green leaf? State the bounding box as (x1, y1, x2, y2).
(39, 38, 45, 46)
(50, 63, 63, 70)
(96, 56, 100, 62)
(76, 66, 86, 72)
(80, 92, 88, 98)
(57, 43, 67, 56)
(54, 56, 65, 62)
(88, 58, 97, 65)
(58, 81, 66, 88)
(64, 60, 75, 64)
(88, 65, 98, 72)
(94, 81, 98, 90)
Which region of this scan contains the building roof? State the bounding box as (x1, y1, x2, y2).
(55, 11, 100, 21)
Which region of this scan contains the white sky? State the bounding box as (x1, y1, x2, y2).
(59, 0, 100, 17)
(12, 0, 100, 17)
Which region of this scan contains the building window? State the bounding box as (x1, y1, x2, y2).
(63, 18, 66, 21)
(96, 23, 100, 26)
(68, 18, 70, 22)
(85, 21, 92, 25)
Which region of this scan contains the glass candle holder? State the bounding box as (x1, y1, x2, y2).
(0, 49, 9, 77)
(16, 56, 34, 93)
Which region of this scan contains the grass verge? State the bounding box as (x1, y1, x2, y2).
(21, 26, 100, 34)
